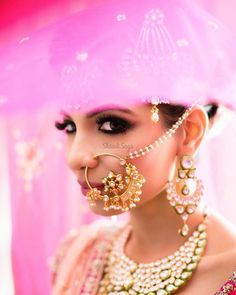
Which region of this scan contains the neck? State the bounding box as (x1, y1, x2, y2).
(125, 190, 204, 263)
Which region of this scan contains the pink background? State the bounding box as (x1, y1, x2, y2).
(1, 1, 236, 294)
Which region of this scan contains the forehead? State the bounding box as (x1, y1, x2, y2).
(60, 102, 149, 118)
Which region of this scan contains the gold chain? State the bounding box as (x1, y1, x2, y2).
(124, 106, 193, 161)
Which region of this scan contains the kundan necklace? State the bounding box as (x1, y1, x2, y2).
(97, 216, 208, 295)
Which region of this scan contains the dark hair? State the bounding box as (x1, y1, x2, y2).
(158, 103, 218, 128)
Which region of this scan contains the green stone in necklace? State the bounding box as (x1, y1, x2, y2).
(98, 219, 207, 295)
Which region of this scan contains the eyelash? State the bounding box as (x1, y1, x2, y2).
(54, 114, 134, 135)
(55, 119, 76, 134)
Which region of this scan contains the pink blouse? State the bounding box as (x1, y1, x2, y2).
(215, 272, 236, 294)
(50, 222, 236, 295)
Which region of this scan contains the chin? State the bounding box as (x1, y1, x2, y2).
(88, 201, 127, 217)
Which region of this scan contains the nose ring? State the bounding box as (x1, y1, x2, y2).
(84, 152, 146, 211)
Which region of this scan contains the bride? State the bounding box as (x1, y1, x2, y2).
(50, 0, 236, 294)
(52, 101, 236, 295)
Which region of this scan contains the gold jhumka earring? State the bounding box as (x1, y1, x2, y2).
(84, 101, 194, 213)
(166, 155, 204, 237)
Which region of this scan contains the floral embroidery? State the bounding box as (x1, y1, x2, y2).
(49, 229, 78, 285)
(230, 272, 236, 284)
(215, 271, 236, 294)
(15, 138, 44, 191)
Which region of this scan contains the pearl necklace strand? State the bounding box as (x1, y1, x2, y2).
(98, 217, 207, 295)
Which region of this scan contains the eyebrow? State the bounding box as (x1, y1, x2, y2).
(86, 105, 136, 118)
(60, 104, 136, 118)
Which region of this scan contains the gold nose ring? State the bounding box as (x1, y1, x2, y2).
(84, 152, 146, 211)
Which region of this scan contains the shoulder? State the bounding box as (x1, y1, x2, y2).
(180, 211, 236, 294)
(49, 229, 78, 285)
(205, 210, 236, 257)
(49, 219, 125, 286)
(202, 209, 236, 272)
(197, 211, 236, 293)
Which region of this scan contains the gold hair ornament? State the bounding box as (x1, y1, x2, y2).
(150, 98, 169, 123)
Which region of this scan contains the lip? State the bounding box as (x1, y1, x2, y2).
(77, 180, 104, 195)
(77, 180, 104, 188)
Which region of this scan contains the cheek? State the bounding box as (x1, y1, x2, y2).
(65, 140, 74, 170)
(131, 140, 177, 202)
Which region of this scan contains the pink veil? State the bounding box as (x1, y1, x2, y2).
(1, 0, 236, 113)
(1, 0, 236, 294)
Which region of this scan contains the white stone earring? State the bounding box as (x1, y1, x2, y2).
(166, 155, 204, 237)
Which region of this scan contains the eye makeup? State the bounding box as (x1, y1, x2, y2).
(55, 118, 76, 134)
(54, 113, 136, 136)
(95, 113, 135, 135)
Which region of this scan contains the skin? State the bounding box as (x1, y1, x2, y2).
(59, 103, 236, 293)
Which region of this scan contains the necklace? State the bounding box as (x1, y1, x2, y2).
(97, 218, 207, 295)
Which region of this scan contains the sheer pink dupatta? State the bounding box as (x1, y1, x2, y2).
(51, 221, 122, 295)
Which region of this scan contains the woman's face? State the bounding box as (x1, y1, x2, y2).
(57, 103, 180, 216)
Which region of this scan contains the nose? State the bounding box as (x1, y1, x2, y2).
(66, 135, 98, 173)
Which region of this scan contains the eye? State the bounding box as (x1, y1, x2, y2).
(96, 114, 134, 135)
(55, 119, 76, 134)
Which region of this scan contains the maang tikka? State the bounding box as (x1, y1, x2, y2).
(150, 100, 160, 123)
(166, 155, 204, 237)
(150, 98, 169, 123)
(84, 102, 194, 212)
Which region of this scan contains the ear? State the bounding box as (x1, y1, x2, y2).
(178, 106, 209, 155)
